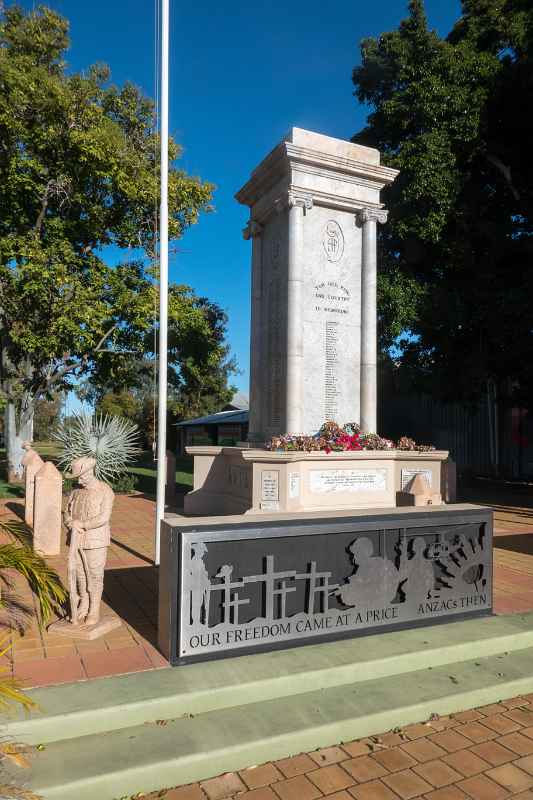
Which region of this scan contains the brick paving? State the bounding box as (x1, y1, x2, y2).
(0, 487, 533, 687)
(146, 694, 533, 799)
(0, 493, 166, 688)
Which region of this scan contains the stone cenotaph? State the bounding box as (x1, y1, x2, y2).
(184, 128, 449, 516)
(159, 128, 493, 666)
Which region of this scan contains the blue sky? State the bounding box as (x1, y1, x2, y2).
(21, 0, 461, 400)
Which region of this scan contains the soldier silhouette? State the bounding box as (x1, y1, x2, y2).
(189, 542, 210, 626)
(337, 537, 398, 607)
(404, 538, 435, 603)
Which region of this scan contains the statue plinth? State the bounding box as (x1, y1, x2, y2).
(48, 616, 121, 640)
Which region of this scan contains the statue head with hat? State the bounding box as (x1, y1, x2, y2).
(67, 456, 97, 487)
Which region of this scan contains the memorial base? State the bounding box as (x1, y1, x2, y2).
(158, 504, 493, 666)
(184, 446, 450, 517)
(48, 617, 121, 640)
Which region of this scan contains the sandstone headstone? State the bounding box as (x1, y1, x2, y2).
(33, 461, 62, 555)
(236, 127, 398, 439)
(21, 442, 44, 527)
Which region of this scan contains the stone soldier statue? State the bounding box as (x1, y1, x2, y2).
(64, 456, 114, 626)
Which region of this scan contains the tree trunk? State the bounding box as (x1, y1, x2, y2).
(4, 402, 34, 483)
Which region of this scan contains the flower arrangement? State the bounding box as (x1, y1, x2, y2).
(268, 422, 434, 454)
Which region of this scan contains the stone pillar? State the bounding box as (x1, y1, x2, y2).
(165, 449, 176, 503)
(357, 208, 388, 434)
(21, 442, 44, 527)
(283, 191, 313, 434)
(243, 219, 264, 443)
(33, 462, 62, 556)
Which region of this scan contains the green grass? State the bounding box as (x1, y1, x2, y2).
(129, 454, 194, 498)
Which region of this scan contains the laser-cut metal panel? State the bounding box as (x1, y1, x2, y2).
(158, 507, 493, 665)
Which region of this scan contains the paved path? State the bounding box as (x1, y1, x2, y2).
(1, 493, 165, 688)
(149, 693, 533, 800)
(1, 488, 533, 688)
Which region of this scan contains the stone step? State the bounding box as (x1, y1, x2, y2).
(22, 643, 533, 800)
(10, 611, 533, 745)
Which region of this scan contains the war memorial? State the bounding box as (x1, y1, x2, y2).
(158, 128, 493, 665)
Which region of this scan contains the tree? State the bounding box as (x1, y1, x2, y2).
(352, 0, 533, 415)
(33, 396, 62, 441)
(0, 5, 213, 480)
(87, 283, 237, 448)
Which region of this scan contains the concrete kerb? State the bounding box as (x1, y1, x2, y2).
(22, 645, 533, 800)
(8, 610, 533, 745)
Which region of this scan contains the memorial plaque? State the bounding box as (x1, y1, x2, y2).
(310, 469, 387, 494)
(402, 469, 432, 491)
(289, 472, 301, 499)
(261, 471, 279, 501)
(158, 506, 493, 665)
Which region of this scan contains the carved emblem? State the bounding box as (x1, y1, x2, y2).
(323, 220, 344, 263)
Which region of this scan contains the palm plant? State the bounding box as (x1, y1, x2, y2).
(53, 412, 140, 482)
(0, 517, 66, 715)
(0, 520, 66, 633)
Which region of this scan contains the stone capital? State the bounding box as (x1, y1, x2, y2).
(274, 191, 313, 215)
(356, 207, 389, 226)
(242, 220, 263, 240)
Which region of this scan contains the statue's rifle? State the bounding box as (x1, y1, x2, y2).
(68, 525, 81, 626)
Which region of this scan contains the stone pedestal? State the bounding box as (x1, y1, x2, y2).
(184, 446, 449, 517)
(236, 128, 399, 439)
(48, 617, 121, 640)
(21, 443, 44, 527)
(33, 462, 62, 555)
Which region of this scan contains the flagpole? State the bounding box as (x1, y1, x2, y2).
(155, 0, 169, 566)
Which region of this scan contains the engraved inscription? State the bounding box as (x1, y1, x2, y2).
(325, 321, 339, 421)
(261, 470, 280, 502)
(289, 472, 301, 499)
(314, 281, 350, 316)
(266, 272, 282, 431)
(271, 238, 281, 265)
(310, 469, 387, 494)
(323, 220, 344, 263)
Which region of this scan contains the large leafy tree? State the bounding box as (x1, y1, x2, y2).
(0, 5, 214, 479)
(353, 0, 533, 415)
(88, 282, 237, 447)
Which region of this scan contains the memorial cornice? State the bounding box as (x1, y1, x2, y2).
(235, 139, 399, 209)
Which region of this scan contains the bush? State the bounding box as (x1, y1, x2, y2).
(110, 472, 138, 494)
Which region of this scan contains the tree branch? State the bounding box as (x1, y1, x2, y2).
(94, 323, 119, 353)
(485, 153, 520, 201)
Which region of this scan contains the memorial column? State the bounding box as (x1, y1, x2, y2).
(243, 219, 264, 442)
(357, 207, 388, 434)
(283, 191, 313, 434)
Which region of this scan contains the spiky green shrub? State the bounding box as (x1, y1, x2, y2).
(53, 412, 140, 482)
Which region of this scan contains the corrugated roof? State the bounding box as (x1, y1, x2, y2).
(175, 409, 249, 427)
